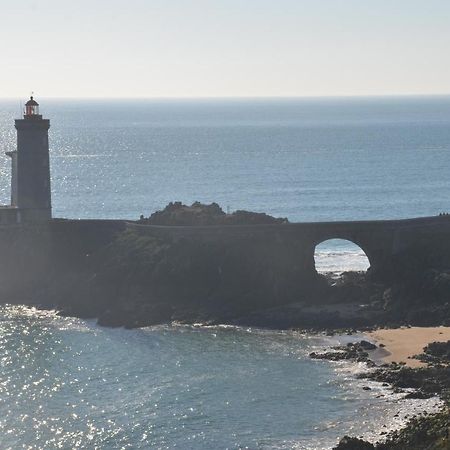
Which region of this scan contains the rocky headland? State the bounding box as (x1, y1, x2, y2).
(0, 201, 448, 330)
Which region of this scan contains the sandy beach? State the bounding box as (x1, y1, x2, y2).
(367, 326, 450, 368)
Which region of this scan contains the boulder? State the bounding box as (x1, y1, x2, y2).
(333, 436, 375, 449)
(359, 340, 377, 350)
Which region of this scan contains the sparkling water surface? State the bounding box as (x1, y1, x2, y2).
(0, 97, 448, 448)
(0, 306, 441, 449)
(1, 97, 450, 222)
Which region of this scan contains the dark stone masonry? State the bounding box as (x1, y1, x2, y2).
(0, 202, 449, 331)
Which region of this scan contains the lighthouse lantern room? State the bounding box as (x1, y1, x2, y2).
(24, 96, 40, 117)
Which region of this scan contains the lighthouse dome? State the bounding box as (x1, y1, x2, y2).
(24, 96, 40, 117)
(25, 96, 39, 106)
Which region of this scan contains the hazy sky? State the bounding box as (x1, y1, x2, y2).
(1, 0, 450, 98)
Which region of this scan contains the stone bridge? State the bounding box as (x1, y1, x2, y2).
(0, 213, 448, 309)
(125, 215, 450, 279)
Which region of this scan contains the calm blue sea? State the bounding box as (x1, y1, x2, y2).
(0, 97, 448, 448)
(1, 97, 450, 222)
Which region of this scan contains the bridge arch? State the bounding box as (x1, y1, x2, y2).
(313, 238, 371, 274)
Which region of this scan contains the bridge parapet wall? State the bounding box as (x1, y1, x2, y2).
(126, 216, 450, 280)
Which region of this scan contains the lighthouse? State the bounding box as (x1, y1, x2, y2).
(4, 96, 52, 223)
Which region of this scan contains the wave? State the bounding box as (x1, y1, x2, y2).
(315, 249, 370, 273)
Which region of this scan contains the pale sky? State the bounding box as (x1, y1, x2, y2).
(1, 0, 450, 98)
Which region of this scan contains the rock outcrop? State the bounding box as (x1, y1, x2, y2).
(139, 201, 288, 226)
(0, 203, 449, 330)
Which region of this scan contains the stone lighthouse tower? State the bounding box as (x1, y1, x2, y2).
(8, 96, 52, 222)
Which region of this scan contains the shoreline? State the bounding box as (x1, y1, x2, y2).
(1, 303, 449, 448)
(325, 327, 450, 449)
(367, 326, 450, 368)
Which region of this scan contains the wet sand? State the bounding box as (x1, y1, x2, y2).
(367, 326, 450, 368)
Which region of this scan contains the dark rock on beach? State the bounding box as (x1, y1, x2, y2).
(416, 340, 450, 366)
(359, 364, 449, 397)
(334, 436, 375, 449)
(333, 410, 450, 449)
(331, 340, 450, 450)
(310, 341, 374, 363)
(359, 340, 377, 350)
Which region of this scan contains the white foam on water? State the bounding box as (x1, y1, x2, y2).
(285, 332, 444, 449)
(315, 239, 370, 274)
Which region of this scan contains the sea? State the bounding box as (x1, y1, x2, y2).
(0, 97, 449, 448)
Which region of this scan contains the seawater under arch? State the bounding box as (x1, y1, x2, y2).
(314, 238, 370, 274)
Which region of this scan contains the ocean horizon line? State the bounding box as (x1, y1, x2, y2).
(2, 93, 450, 102)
